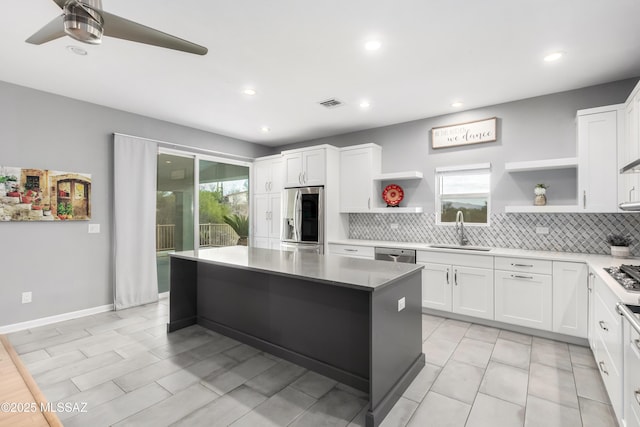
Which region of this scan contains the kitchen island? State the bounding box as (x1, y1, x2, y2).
(169, 246, 424, 427)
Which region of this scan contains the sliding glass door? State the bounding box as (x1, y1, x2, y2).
(155, 150, 251, 293)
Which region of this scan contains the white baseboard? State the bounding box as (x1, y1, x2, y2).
(159, 292, 169, 300)
(0, 304, 114, 335)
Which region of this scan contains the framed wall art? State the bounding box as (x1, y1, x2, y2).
(431, 117, 497, 149)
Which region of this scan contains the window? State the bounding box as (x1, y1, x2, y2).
(436, 163, 491, 225)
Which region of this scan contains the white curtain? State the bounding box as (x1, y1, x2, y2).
(114, 134, 159, 310)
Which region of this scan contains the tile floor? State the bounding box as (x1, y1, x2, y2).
(8, 300, 618, 426)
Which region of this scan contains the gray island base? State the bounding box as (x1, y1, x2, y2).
(168, 247, 425, 427)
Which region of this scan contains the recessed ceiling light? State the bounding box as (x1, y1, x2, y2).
(261, 126, 270, 133)
(364, 40, 381, 51)
(543, 51, 564, 62)
(66, 45, 87, 56)
(451, 101, 464, 108)
(359, 101, 371, 108)
(243, 88, 257, 96)
(165, 160, 172, 164)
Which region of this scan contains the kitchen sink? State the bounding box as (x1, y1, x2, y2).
(429, 244, 493, 252)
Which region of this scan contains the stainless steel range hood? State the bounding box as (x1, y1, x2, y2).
(619, 201, 640, 211)
(620, 158, 640, 174)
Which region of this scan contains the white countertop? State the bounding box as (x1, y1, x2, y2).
(329, 239, 640, 306)
(171, 246, 423, 291)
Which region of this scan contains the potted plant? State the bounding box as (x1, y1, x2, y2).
(223, 214, 249, 246)
(534, 184, 548, 206)
(606, 234, 632, 258)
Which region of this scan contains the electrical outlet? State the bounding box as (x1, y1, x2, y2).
(88, 224, 101, 234)
(535, 226, 550, 235)
(390, 223, 399, 230)
(398, 297, 406, 312)
(22, 292, 32, 304)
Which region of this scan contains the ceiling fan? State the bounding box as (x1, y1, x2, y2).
(26, 0, 208, 55)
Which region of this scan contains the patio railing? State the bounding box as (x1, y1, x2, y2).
(156, 223, 238, 251)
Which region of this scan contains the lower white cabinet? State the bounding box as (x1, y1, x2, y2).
(418, 252, 493, 320)
(494, 270, 552, 330)
(591, 273, 623, 424)
(253, 193, 280, 240)
(328, 244, 374, 259)
(552, 261, 588, 338)
(624, 316, 640, 427)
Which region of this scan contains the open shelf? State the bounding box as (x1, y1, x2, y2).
(505, 157, 578, 172)
(373, 171, 423, 181)
(504, 205, 579, 213)
(370, 206, 423, 213)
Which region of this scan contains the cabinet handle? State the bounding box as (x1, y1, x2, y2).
(598, 361, 608, 375)
(454, 269, 458, 286)
(588, 272, 594, 292)
(583, 190, 587, 209)
(303, 171, 307, 183)
(368, 198, 370, 210)
(511, 274, 534, 280)
(446, 270, 450, 285)
(635, 339, 640, 352)
(599, 321, 608, 331)
(511, 263, 533, 268)
(268, 182, 272, 192)
(298, 172, 302, 185)
(265, 182, 269, 192)
(344, 249, 358, 252)
(630, 186, 636, 202)
(635, 389, 640, 406)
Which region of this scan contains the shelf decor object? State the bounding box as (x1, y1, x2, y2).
(431, 117, 497, 149)
(534, 184, 548, 206)
(382, 184, 404, 207)
(0, 165, 91, 222)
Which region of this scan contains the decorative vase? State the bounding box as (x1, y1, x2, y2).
(534, 187, 547, 206)
(610, 246, 630, 258)
(237, 236, 248, 246)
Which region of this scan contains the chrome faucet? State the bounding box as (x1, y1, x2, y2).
(455, 210, 469, 246)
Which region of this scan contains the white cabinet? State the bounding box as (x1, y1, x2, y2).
(494, 257, 553, 331)
(418, 251, 494, 320)
(577, 107, 620, 212)
(624, 313, 640, 427)
(620, 85, 640, 207)
(328, 243, 374, 259)
(283, 148, 326, 187)
(588, 269, 597, 351)
(591, 272, 623, 424)
(254, 156, 283, 195)
(339, 144, 381, 212)
(252, 193, 281, 247)
(552, 261, 588, 338)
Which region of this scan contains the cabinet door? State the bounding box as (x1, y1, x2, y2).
(254, 160, 272, 195)
(494, 270, 552, 330)
(552, 262, 588, 338)
(268, 238, 282, 250)
(302, 149, 325, 186)
(283, 152, 303, 187)
(270, 158, 284, 193)
(253, 194, 270, 238)
(268, 193, 281, 239)
(252, 236, 270, 249)
(419, 262, 452, 312)
(453, 266, 494, 320)
(588, 270, 597, 351)
(339, 147, 377, 212)
(620, 97, 640, 206)
(578, 111, 618, 212)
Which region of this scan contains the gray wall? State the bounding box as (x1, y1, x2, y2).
(0, 80, 271, 327)
(277, 78, 639, 212)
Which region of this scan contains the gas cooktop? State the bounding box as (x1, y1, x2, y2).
(604, 265, 640, 292)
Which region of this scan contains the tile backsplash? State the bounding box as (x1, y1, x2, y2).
(349, 213, 640, 256)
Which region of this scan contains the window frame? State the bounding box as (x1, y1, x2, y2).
(435, 163, 491, 226)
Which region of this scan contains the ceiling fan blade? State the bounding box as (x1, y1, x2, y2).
(100, 10, 208, 55)
(26, 14, 66, 44)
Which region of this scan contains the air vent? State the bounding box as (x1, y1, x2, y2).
(318, 98, 344, 108)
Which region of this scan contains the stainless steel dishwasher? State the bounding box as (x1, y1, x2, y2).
(374, 247, 416, 263)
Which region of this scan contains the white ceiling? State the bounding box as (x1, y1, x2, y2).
(2, 1, 640, 147)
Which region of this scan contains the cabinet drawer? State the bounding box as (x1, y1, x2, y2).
(494, 270, 553, 330)
(417, 250, 493, 268)
(494, 256, 552, 275)
(595, 335, 622, 420)
(594, 288, 622, 377)
(626, 324, 640, 427)
(329, 244, 374, 259)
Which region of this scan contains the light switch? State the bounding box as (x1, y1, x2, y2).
(390, 223, 399, 229)
(398, 297, 406, 312)
(88, 224, 101, 234)
(535, 226, 549, 235)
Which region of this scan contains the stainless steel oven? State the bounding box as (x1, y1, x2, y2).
(281, 186, 324, 253)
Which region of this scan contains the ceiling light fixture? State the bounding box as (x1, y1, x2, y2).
(451, 101, 464, 108)
(364, 40, 381, 51)
(261, 126, 270, 133)
(66, 45, 87, 56)
(360, 101, 371, 108)
(243, 88, 257, 96)
(543, 51, 564, 62)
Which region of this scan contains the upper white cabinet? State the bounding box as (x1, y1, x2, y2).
(552, 261, 588, 338)
(619, 83, 640, 207)
(339, 144, 381, 212)
(283, 148, 326, 187)
(577, 106, 621, 212)
(254, 155, 283, 195)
